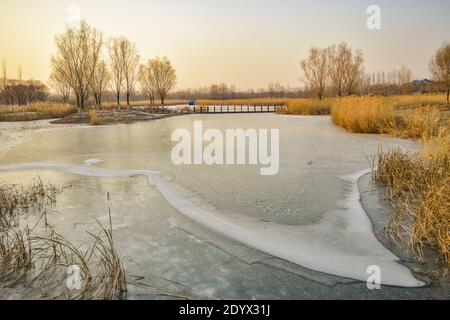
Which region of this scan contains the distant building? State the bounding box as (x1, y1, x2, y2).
(409, 79, 434, 94)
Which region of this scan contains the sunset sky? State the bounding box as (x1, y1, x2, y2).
(0, 0, 449, 90)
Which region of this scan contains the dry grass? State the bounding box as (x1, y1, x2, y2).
(331, 96, 395, 134)
(31, 221, 127, 300)
(0, 227, 32, 287)
(331, 96, 447, 138)
(330, 94, 450, 268)
(374, 129, 450, 267)
(389, 94, 449, 109)
(284, 98, 333, 115)
(89, 110, 107, 126)
(0, 180, 127, 300)
(384, 106, 441, 139)
(0, 103, 77, 122)
(0, 178, 56, 231)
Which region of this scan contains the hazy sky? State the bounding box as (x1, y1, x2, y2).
(0, 0, 449, 90)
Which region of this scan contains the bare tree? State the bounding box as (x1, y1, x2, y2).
(51, 21, 103, 112)
(139, 61, 157, 107)
(300, 47, 329, 99)
(343, 48, 364, 95)
(92, 60, 110, 110)
(120, 39, 140, 110)
(149, 57, 177, 107)
(107, 37, 140, 111)
(0, 60, 6, 104)
(108, 38, 124, 110)
(328, 43, 350, 96)
(430, 42, 450, 102)
(397, 65, 412, 85)
(396, 65, 412, 95)
(48, 69, 71, 103)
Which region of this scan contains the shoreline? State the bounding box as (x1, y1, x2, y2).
(359, 173, 450, 288)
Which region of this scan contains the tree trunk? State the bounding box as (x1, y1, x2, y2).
(127, 92, 130, 111)
(161, 96, 165, 113)
(76, 95, 81, 113)
(94, 94, 100, 111)
(447, 88, 449, 102)
(116, 94, 120, 112)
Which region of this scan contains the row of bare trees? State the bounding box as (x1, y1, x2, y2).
(300, 43, 365, 99)
(50, 22, 177, 112)
(1, 62, 48, 105)
(171, 84, 304, 100)
(359, 66, 413, 96)
(301, 41, 450, 101)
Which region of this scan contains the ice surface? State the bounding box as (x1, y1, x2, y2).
(0, 163, 425, 287)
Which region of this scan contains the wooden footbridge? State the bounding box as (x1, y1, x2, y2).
(190, 104, 286, 114)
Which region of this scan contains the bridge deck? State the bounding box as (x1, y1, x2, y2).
(190, 105, 285, 114)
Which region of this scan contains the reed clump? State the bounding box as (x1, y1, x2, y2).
(389, 94, 448, 109)
(384, 106, 441, 139)
(31, 222, 127, 300)
(0, 180, 127, 300)
(331, 96, 395, 134)
(0, 228, 32, 287)
(331, 96, 447, 139)
(0, 178, 56, 231)
(89, 110, 106, 126)
(374, 128, 450, 267)
(283, 98, 332, 115)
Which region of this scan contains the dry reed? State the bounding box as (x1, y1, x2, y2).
(0, 180, 127, 300)
(374, 129, 450, 267)
(284, 98, 332, 115)
(0, 103, 77, 122)
(331, 96, 395, 134)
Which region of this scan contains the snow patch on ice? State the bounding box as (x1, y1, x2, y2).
(84, 159, 105, 166)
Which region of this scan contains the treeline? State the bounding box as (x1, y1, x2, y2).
(50, 21, 177, 112)
(300, 42, 450, 101)
(171, 82, 305, 101)
(0, 64, 48, 105)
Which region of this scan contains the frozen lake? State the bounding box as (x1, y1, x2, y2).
(1, 114, 448, 299)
